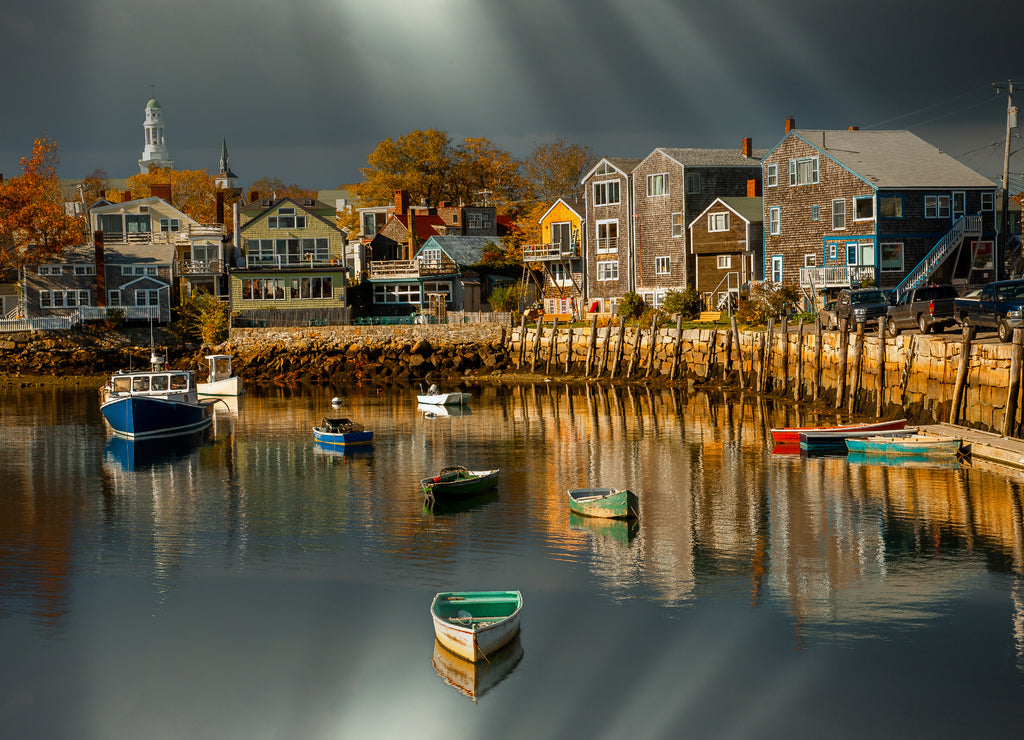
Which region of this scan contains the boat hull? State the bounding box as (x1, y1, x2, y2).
(431, 591, 522, 662)
(799, 427, 918, 452)
(197, 376, 243, 397)
(417, 392, 472, 406)
(567, 487, 639, 519)
(431, 635, 524, 701)
(100, 395, 214, 440)
(422, 469, 499, 497)
(845, 435, 962, 457)
(312, 427, 374, 447)
(771, 418, 907, 445)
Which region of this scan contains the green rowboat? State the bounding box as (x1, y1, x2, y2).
(567, 487, 639, 519)
(431, 591, 523, 662)
(421, 466, 499, 498)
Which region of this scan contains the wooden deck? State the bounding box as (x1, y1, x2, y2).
(920, 423, 1024, 470)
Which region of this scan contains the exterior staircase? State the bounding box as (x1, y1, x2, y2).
(893, 214, 981, 302)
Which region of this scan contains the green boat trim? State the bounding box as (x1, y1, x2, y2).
(567, 487, 639, 519)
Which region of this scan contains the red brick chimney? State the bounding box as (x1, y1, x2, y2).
(216, 191, 224, 225)
(747, 179, 761, 197)
(394, 189, 409, 217)
(407, 208, 417, 258)
(741, 137, 752, 157)
(150, 183, 172, 203)
(785, 117, 796, 133)
(94, 231, 106, 307)
(248, 189, 260, 203)
(122, 190, 133, 202)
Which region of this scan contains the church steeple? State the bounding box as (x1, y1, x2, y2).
(138, 97, 174, 173)
(214, 137, 238, 190)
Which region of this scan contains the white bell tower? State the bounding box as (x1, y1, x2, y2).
(139, 98, 174, 173)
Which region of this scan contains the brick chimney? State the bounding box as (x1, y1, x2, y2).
(394, 189, 409, 217)
(216, 191, 225, 225)
(848, 125, 860, 131)
(407, 208, 417, 258)
(248, 189, 260, 203)
(94, 231, 106, 307)
(741, 137, 752, 157)
(785, 117, 796, 133)
(122, 190, 133, 202)
(747, 179, 761, 197)
(150, 183, 172, 203)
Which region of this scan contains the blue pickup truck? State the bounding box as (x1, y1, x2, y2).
(952, 279, 1024, 342)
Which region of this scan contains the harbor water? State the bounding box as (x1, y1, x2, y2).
(2, 382, 1024, 738)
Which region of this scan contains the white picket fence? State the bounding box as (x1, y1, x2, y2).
(0, 306, 164, 333)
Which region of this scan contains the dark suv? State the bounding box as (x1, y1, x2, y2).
(835, 288, 892, 328)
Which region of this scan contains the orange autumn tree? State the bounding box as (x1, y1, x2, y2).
(0, 136, 85, 269)
(124, 167, 219, 223)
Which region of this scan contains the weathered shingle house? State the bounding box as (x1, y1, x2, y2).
(632, 142, 764, 307)
(689, 196, 763, 309)
(581, 158, 641, 313)
(761, 121, 998, 298)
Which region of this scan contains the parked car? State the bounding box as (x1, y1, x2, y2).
(886, 284, 958, 336)
(953, 279, 1024, 342)
(835, 288, 892, 329)
(819, 299, 838, 329)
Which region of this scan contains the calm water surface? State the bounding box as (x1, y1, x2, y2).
(2, 382, 1024, 738)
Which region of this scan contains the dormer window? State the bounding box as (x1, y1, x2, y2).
(269, 207, 306, 229)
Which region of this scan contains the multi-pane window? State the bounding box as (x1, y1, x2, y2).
(708, 212, 729, 232)
(288, 276, 333, 299)
(655, 256, 670, 275)
(373, 283, 421, 304)
(766, 164, 778, 187)
(300, 238, 329, 261)
(596, 220, 618, 252)
(768, 207, 780, 236)
(125, 214, 151, 233)
(38, 265, 62, 275)
(981, 192, 994, 211)
(811, 205, 820, 221)
(40, 290, 90, 308)
(788, 157, 819, 185)
(596, 260, 618, 281)
(686, 172, 701, 194)
(594, 181, 620, 206)
(717, 255, 731, 269)
(879, 195, 904, 218)
(107, 290, 122, 307)
(74, 265, 95, 275)
(241, 278, 286, 300)
(159, 217, 180, 232)
(268, 207, 306, 229)
(120, 266, 160, 276)
(770, 255, 783, 283)
(419, 248, 442, 267)
(832, 199, 846, 229)
(924, 195, 951, 218)
(135, 289, 163, 306)
(550, 263, 572, 286)
(647, 173, 669, 196)
(671, 213, 683, 237)
(468, 212, 493, 229)
(854, 195, 874, 220)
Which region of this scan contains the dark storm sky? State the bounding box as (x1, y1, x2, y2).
(2, 0, 1021, 192)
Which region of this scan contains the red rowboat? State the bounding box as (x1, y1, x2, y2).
(770, 418, 907, 445)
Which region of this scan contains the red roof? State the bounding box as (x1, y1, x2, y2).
(394, 213, 446, 240)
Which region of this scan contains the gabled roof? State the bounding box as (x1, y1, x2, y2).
(37, 242, 174, 265)
(238, 197, 345, 234)
(785, 129, 996, 189)
(655, 147, 767, 167)
(89, 195, 196, 224)
(691, 196, 763, 227)
(417, 236, 499, 265)
(393, 212, 447, 240)
(581, 157, 642, 183)
(539, 196, 585, 224)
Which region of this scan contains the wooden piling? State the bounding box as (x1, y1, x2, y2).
(706, 329, 718, 381)
(1003, 328, 1023, 436)
(518, 312, 528, 367)
(530, 320, 543, 373)
(564, 325, 574, 375)
(899, 334, 916, 406)
(545, 317, 560, 373)
(949, 324, 974, 425)
(731, 315, 745, 387)
(585, 313, 598, 375)
(848, 322, 864, 414)
(610, 320, 626, 378)
(670, 314, 683, 380)
(875, 316, 885, 417)
(779, 317, 789, 396)
(835, 318, 849, 409)
(812, 317, 822, 402)
(599, 318, 614, 377)
(645, 313, 659, 378)
(794, 319, 804, 401)
(761, 319, 774, 393)
(723, 322, 733, 383)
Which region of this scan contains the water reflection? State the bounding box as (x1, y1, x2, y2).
(103, 428, 214, 471)
(569, 511, 639, 546)
(431, 635, 524, 702)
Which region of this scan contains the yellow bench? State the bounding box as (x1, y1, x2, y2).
(698, 311, 722, 323)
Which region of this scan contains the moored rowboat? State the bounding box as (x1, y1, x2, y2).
(421, 467, 499, 497)
(845, 434, 962, 457)
(431, 591, 523, 662)
(311, 417, 374, 447)
(771, 418, 907, 445)
(567, 487, 639, 519)
(799, 427, 918, 452)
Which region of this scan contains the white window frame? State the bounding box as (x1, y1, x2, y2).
(159, 217, 180, 232)
(135, 289, 163, 306)
(768, 207, 781, 236)
(40, 289, 90, 308)
(107, 290, 122, 307)
(73, 265, 95, 276)
(717, 255, 731, 269)
(596, 260, 619, 281)
(880, 242, 904, 273)
(788, 156, 819, 186)
(770, 255, 783, 283)
(596, 219, 618, 253)
(423, 281, 453, 302)
(373, 283, 421, 304)
(832, 199, 846, 230)
(550, 263, 573, 286)
(38, 265, 63, 276)
(981, 192, 994, 212)
(655, 256, 670, 275)
(924, 195, 951, 219)
(829, 244, 837, 260)
(671, 212, 683, 237)
(854, 195, 874, 221)
(804, 253, 816, 267)
(646, 173, 669, 197)
(708, 212, 729, 232)
(593, 180, 620, 206)
(766, 164, 778, 187)
(288, 276, 333, 300)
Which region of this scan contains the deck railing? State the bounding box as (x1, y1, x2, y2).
(799, 265, 875, 288)
(523, 243, 579, 262)
(367, 259, 456, 279)
(0, 305, 166, 332)
(893, 214, 982, 301)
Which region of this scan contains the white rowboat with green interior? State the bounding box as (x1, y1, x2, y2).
(430, 591, 523, 662)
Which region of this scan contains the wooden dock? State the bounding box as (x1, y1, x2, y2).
(920, 423, 1024, 471)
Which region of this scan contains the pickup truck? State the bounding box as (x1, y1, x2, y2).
(952, 279, 1024, 342)
(885, 284, 958, 336)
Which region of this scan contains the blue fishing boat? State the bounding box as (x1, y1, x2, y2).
(312, 417, 374, 447)
(799, 427, 919, 453)
(99, 354, 216, 440)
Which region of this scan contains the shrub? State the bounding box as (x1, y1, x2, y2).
(176, 290, 229, 344)
(617, 291, 644, 320)
(662, 288, 702, 319)
(735, 282, 800, 326)
(488, 283, 524, 312)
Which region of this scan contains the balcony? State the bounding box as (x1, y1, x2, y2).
(174, 259, 226, 277)
(367, 259, 456, 280)
(98, 223, 226, 246)
(523, 243, 580, 262)
(243, 255, 347, 271)
(799, 265, 875, 289)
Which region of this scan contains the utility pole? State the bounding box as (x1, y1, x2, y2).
(994, 80, 1019, 280)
